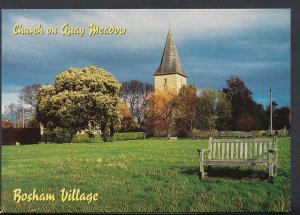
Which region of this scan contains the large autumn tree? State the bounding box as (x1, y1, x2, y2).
(175, 85, 199, 135)
(145, 88, 177, 137)
(119, 101, 135, 131)
(37, 66, 122, 142)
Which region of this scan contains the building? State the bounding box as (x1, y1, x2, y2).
(154, 27, 187, 93)
(1, 120, 15, 128)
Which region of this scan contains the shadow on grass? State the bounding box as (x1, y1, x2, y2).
(179, 166, 269, 180)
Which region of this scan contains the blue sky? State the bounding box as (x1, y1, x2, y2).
(2, 9, 290, 112)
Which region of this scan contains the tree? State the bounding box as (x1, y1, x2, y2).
(253, 103, 269, 130)
(3, 102, 34, 128)
(145, 88, 177, 137)
(119, 102, 135, 131)
(19, 84, 41, 107)
(120, 80, 154, 125)
(37, 66, 122, 142)
(266, 102, 290, 130)
(18, 84, 41, 118)
(274, 106, 290, 130)
(223, 76, 258, 130)
(175, 84, 199, 135)
(197, 88, 232, 131)
(236, 114, 256, 131)
(3, 103, 23, 124)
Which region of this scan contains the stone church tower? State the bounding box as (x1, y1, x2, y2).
(154, 27, 187, 93)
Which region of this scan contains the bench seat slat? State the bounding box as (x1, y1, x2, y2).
(264, 142, 268, 159)
(235, 142, 239, 159)
(213, 142, 216, 159)
(259, 142, 263, 159)
(240, 142, 243, 159)
(230, 142, 234, 159)
(226, 143, 229, 159)
(249, 142, 252, 159)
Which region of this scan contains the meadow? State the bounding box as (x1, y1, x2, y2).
(1, 138, 290, 212)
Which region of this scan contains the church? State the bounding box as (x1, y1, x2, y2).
(154, 27, 187, 93)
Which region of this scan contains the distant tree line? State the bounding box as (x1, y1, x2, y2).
(3, 76, 290, 139)
(120, 76, 290, 137)
(222, 76, 290, 131)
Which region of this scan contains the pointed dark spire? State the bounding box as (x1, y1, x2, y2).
(154, 27, 187, 77)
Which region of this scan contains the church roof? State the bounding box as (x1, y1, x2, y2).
(154, 27, 187, 78)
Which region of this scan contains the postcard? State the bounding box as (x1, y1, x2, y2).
(1, 9, 291, 213)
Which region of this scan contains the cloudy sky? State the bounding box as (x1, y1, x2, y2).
(2, 9, 290, 112)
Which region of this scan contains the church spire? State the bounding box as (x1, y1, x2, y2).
(154, 27, 187, 77)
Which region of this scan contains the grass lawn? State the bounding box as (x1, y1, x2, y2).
(1, 138, 290, 212)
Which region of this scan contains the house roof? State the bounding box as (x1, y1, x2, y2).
(1, 120, 15, 128)
(154, 27, 187, 78)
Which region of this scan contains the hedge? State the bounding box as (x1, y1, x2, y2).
(2, 128, 41, 145)
(71, 134, 103, 143)
(42, 128, 73, 143)
(114, 132, 145, 141)
(72, 132, 145, 143)
(190, 130, 258, 139)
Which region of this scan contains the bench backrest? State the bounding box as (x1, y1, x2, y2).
(208, 137, 277, 160)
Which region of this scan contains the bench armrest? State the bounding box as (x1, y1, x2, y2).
(197, 149, 211, 153)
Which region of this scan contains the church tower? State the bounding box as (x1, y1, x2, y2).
(154, 27, 187, 93)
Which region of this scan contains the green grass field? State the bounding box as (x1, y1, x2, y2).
(1, 138, 290, 212)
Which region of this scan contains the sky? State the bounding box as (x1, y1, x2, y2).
(2, 9, 290, 113)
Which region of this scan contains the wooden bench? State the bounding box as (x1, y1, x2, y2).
(197, 137, 278, 180)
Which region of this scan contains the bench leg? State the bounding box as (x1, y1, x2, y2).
(199, 163, 204, 179)
(268, 161, 274, 179)
(274, 164, 278, 177)
(199, 151, 204, 180)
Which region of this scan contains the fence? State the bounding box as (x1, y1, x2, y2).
(2, 128, 41, 145)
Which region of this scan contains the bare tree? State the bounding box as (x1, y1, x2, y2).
(3, 103, 22, 124)
(18, 84, 41, 117)
(3, 102, 32, 127)
(120, 80, 154, 124)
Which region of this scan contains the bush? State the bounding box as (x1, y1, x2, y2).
(71, 132, 145, 143)
(190, 130, 259, 139)
(114, 132, 145, 140)
(42, 128, 73, 143)
(71, 134, 103, 143)
(2, 128, 41, 145)
(190, 130, 219, 139)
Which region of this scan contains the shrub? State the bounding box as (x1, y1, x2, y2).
(252, 131, 261, 137)
(71, 132, 145, 143)
(114, 132, 145, 140)
(42, 128, 73, 143)
(190, 130, 219, 139)
(71, 134, 103, 143)
(2, 128, 41, 145)
(190, 130, 259, 139)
